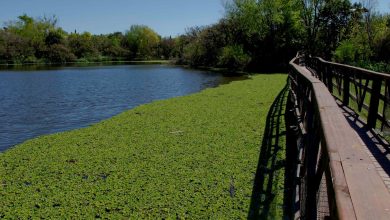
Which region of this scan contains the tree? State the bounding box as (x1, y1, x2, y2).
(45, 30, 64, 46)
(316, 0, 353, 58)
(375, 19, 390, 62)
(68, 32, 99, 59)
(218, 45, 251, 70)
(124, 25, 160, 60)
(159, 37, 176, 59)
(360, 0, 378, 47)
(101, 33, 129, 59)
(172, 27, 203, 63)
(0, 30, 34, 63)
(300, 0, 326, 54)
(45, 44, 76, 63)
(226, 0, 303, 70)
(5, 14, 59, 60)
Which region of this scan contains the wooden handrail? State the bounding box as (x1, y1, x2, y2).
(289, 56, 390, 219)
(305, 56, 390, 130)
(315, 57, 390, 78)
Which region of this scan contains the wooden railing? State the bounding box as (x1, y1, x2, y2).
(288, 56, 390, 219)
(306, 56, 390, 132)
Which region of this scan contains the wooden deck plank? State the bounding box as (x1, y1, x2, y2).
(343, 162, 390, 220)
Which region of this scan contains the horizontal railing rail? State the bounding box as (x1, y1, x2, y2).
(306, 56, 390, 133)
(289, 56, 390, 220)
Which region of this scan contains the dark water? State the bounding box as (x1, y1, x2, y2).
(0, 64, 243, 151)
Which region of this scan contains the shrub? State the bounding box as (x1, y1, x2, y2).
(45, 44, 76, 63)
(218, 45, 251, 71)
(183, 41, 206, 66)
(333, 40, 356, 63)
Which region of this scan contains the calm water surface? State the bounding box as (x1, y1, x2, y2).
(0, 65, 244, 151)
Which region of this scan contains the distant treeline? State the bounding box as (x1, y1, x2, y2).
(0, 15, 172, 65)
(0, 0, 389, 72)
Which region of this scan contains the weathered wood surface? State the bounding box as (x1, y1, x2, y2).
(289, 58, 390, 219)
(339, 101, 390, 191)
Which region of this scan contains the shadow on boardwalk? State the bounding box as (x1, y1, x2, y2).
(339, 103, 390, 180)
(247, 83, 293, 219)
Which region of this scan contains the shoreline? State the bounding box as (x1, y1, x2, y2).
(0, 74, 287, 218)
(0, 60, 173, 67)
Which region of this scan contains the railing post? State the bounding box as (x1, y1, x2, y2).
(326, 63, 333, 93)
(343, 70, 350, 106)
(367, 78, 381, 129)
(319, 59, 324, 81)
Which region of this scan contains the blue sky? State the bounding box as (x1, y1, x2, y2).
(0, 0, 388, 37)
(351, 0, 389, 13)
(0, 0, 226, 37)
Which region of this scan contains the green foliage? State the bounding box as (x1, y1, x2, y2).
(6, 14, 59, 60)
(0, 15, 170, 64)
(372, 14, 390, 62)
(179, 23, 233, 67)
(0, 31, 34, 64)
(68, 32, 99, 60)
(159, 37, 175, 59)
(0, 4, 388, 70)
(218, 45, 251, 70)
(0, 74, 288, 218)
(300, 0, 357, 58)
(333, 10, 390, 72)
(333, 39, 363, 63)
(226, 0, 262, 39)
(376, 31, 390, 62)
(183, 41, 206, 66)
(45, 44, 76, 63)
(99, 32, 129, 59)
(124, 25, 160, 60)
(0, 14, 64, 63)
(45, 31, 64, 46)
(317, 0, 352, 58)
(353, 60, 390, 73)
(170, 0, 303, 71)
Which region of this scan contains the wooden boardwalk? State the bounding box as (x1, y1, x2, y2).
(304, 55, 390, 192)
(289, 56, 390, 219)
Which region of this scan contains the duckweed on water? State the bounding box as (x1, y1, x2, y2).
(0, 74, 287, 219)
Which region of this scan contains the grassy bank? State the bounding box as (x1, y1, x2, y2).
(0, 74, 288, 219)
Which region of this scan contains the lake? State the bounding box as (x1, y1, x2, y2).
(0, 64, 244, 151)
